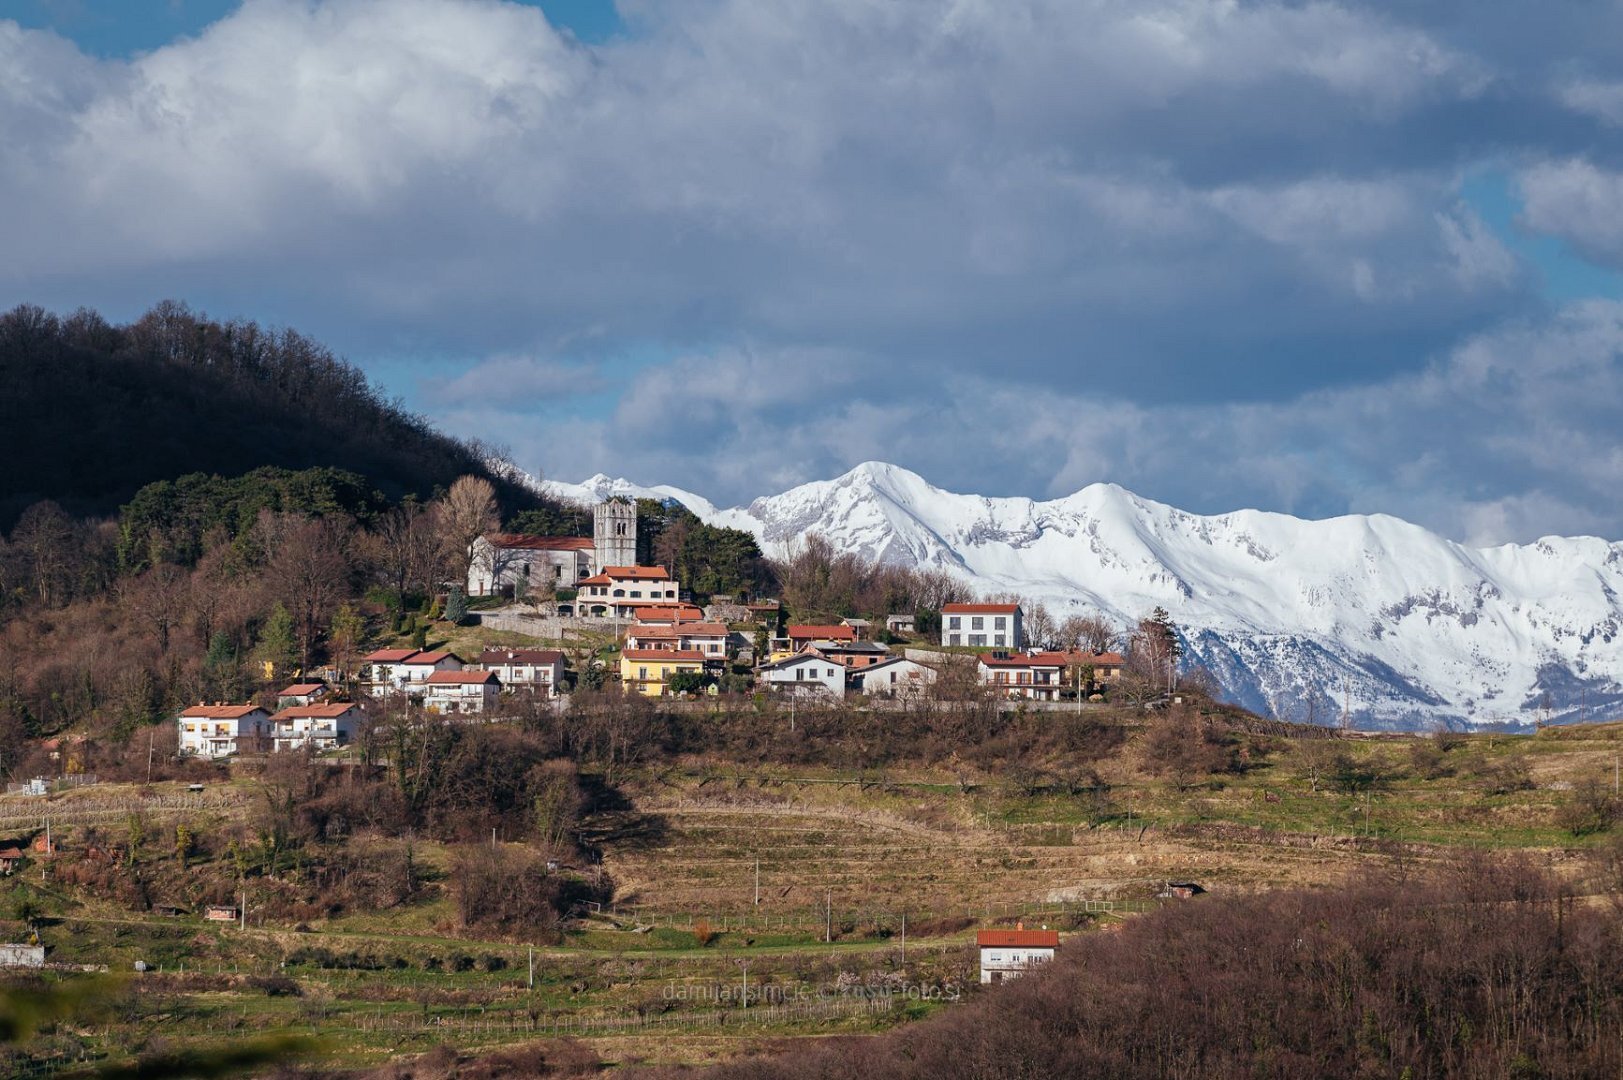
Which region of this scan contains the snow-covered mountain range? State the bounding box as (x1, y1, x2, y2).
(531, 462, 1623, 730)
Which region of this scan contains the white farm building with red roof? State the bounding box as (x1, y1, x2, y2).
(941, 602, 1024, 649)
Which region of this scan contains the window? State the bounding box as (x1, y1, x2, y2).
(971, 617, 984, 630)
(616, 522, 626, 536)
(949, 633, 961, 645)
(994, 635, 1006, 646)
(994, 617, 1006, 629)
(638, 667, 648, 680)
(970, 634, 986, 646)
(948, 617, 961, 629)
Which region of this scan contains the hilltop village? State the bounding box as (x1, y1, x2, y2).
(178, 498, 1136, 758)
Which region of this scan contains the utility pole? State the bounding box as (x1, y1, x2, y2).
(825, 890, 832, 944)
(528, 946, 535, 990)
(753, 855, 760, 906)
(900, 911, 906, 963)
(736, 957, 752, 1008)
(147, 730, 154, 784)
(240, 890, 247, 930)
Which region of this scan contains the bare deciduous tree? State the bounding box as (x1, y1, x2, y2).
(434, 475, 498, 588)
(264, 516, 352, 673)
(370, 501, 442, 608)
(1059, 613, 1120, 655)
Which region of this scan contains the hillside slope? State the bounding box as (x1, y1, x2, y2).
(0, 302, 538, 526)
(538, 462, 1623, 730)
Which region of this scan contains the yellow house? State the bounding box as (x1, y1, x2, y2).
(620, 649, 707, 696)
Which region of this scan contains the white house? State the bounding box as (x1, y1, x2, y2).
(362, 649, 464, 697)
(851, 656, 938, 698)
(577, 566, 682, 618)
(885, 613, 916, 635)
(177, 705, 273, 759)
(276, 682, 329, 709)
(270, 702, 361, 752)
(468, 535, 595, 596)
(477, 648, 565, 696)
(977, 652, 1065, 700)
(759, 652, 847, 698)
(625, 621, 729, 658)
(424, 670, 501, 714)
(977, 927, 1059, 984)
(941, 603, 1023, 649)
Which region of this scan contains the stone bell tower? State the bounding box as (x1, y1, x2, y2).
(592, 498, 638, 570)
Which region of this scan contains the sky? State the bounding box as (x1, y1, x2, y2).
(2, 0, 1622, 544)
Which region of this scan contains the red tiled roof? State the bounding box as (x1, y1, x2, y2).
(180, 704, 265, 719)
(787, 624, 855, 640)
(272, 703, 360, 720)
(363, 648, 418, 662)
(943, 603, 1021, 614)
(477, 649, 564, 665)
(603, 565, 671, 579)
(0, 846, 25, 860)
(628, 604, 704, 621)
(621, 649, 706, 662)
(629, 623, 727, 639)
(978, 653, 1062, 668)
(1032, 651, 1124, 666)
(490, 535, 594, 551)
(425, 671, 498, 685)
(977, 929, 1059, 948)
(278, 683, 325, 696)
(402, 650, 459, 665)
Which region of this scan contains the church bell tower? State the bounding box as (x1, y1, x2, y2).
(593, 498, 638, 570)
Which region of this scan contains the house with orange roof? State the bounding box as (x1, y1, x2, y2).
(578, 566, 682, 617)
(977, 652, 1066, 700)
(625, 621, 729, 658)
(785, 624, 856, 651)
(361, 649, 464, 697)
(619, 649, 707, 696)
(423, 670, 501, 714)
(271, 702, 362, 752)
(977, 926, 1059, 983)
(277, 682, 329, 709)
(476, 649, 566, 696)
(941, 602, 1023, 649)
(177, 704, 273, 758)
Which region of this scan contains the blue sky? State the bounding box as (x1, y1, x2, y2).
(3, 0, 1623, 543)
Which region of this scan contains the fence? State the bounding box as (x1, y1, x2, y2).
(4, 776, 98, 797)
(0, 791, 222, 831)
(606, 896, 1159, 935)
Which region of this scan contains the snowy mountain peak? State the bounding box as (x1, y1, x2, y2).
(538, 462, 1623, 730)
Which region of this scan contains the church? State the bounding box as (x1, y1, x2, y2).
(467, 499, 637, 597)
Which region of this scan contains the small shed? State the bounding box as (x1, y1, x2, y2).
(204, 905, 239, 922)
(1158, 881, 1207, 899)
(0, 845, 23, 874)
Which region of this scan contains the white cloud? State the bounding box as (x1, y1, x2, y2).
(1518, 160, 1623, 267)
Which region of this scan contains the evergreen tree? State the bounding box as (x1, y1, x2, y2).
(256, 604, 298, 679)
(444, 585, 468, 626)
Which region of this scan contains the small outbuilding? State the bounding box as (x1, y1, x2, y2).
(1158, 881, 1207, 900)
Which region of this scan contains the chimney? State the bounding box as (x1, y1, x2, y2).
(1016, 921, 1024, 931)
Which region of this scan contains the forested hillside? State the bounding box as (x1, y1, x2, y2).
(0, 301, 539, 529)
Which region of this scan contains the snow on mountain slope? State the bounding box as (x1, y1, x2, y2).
(532, 462, 1623, 730)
